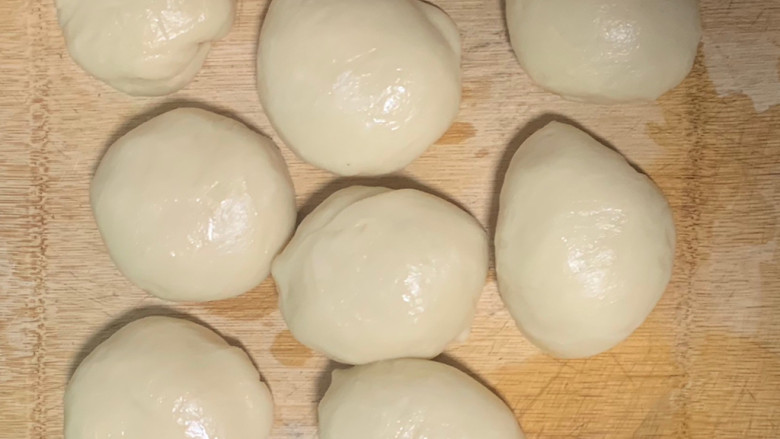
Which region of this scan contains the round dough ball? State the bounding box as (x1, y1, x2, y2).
(56, 0, 235, 96)
(91, 108, 296, 302)
(272, 186, 488, 364)
(506, 0, 701, 102)
(319, 358, 525, 439)
(65, 316, 274, 439)
(257, 0, 461, 176)
(495, 122, 675, 358)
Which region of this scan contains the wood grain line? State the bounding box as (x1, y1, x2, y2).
(675, 51, 709, 438)
(27, 1, 51, 437)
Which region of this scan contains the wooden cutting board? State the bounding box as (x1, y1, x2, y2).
(1, 0, 778, 437)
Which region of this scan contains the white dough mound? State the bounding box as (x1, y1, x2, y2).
(65, 316, 274, 439)
(91, 108, 296, 302)
(495, 122, 675, 358)
(272, 186, 488, 364)
(257, 0, 461, 176)
(506, 0, 701, 102)
(319, 359, 525, 439)
(57, 0, 235, 95)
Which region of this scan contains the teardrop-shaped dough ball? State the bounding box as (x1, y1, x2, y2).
(272, 186, 488, 364)
(496, 122, 675, 358)
(506, 0, 701, 102)
(319, 359, 525, 439)
(91, 108, 296, 302)
(257, 0, 461, 176)
(65, 316, 274, 439)
(56, 0, 235, 95)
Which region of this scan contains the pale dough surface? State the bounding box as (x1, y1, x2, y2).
(91, 108, 296, 302)
(272, 186, 488, 364)
(56, 0, 235, 95)
(257, 0, 461, 175)
(506, 0, 701, 102)
(495, 122, 675, 358)
(319, 358, 525, 439)
(65, 316, 274, 439)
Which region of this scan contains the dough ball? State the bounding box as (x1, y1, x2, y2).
(506, 0, 701, 102)
(91, 108, 296, 302)
(65, 316, 274, 439)
(257, 0, 461, 176)
(272, 186, 488, 364)
(56, 0, 235, 96)
(319, 359, 525, 439)
(495, 122, 675, 358)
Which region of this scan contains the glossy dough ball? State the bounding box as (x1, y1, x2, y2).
(65, 316, 274, 439)
(495, 122, 675, 358)
(506, 0, 701, 102)
(91, 108, 296, 302)
(319, 359, 525, 439)
(56, 0, 235, 95)
(257, 0, 461, 176)
(272, 187, 488, 364)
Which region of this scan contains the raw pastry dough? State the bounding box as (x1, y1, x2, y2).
(57, 0, 235, 95)
(506, 0, 701, 102)
(319, 358, 525, 439)
(257, 0, 461, 175)
(65, 316, 274, 439)
(91, 108, 296, 302)
(272, 186, 488, 364)
(495, 122, 675, 358)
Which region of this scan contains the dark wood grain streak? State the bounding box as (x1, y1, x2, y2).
(28, 1, 52, 438)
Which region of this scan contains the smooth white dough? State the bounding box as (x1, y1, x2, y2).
(319, 359, 525, 439)
(495, 122, 675, 358)
(91, 108, 296, 302)
(506, 0, 701, 102)
(272, 186, 488, 364)
(257, 0, 461, 176)
(65, 316, 274, 439)
(56, 0, 235, 95)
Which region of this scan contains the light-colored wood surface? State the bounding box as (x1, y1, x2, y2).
(1, 0, 779, 437)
